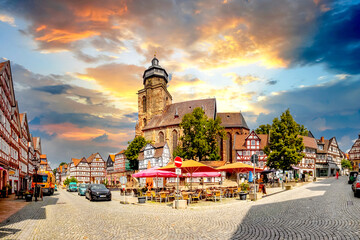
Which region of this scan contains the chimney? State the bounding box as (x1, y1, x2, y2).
(320, 136, 324, 142)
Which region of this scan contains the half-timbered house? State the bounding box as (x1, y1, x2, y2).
(349, 134, 360, 172)
(234, 130, 269, 169)
(87, 153, 106, 184)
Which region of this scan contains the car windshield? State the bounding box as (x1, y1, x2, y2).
(79, 184, 88, 188)
(91, 184, 107, 190)
(33, 175, 48, 183)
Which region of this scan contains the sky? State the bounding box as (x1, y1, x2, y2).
(0, 0, 359, 169)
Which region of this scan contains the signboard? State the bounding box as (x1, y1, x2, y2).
(251, 154, 258, 164)
(175, 168, 181, 175)
(9, 170, 15, 175)
(174, 156, 182, 168)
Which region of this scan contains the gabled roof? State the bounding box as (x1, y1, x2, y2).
(234, 132, 269, 150)
(108, 154, 115, 162)
(143, 98, 216, 130)
(316, 138, 329, 154)
(299, 135, 317, 149)
(217, 112, 249, 129)
(115, 150, 125, 156)
(138, 142, 168, 160)
(71, 158, 81, 166)
(87, 152, 104, 163)
(20, 113, 31, 140)
(0, 61, 16, 106)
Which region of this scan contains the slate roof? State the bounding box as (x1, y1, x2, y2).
(143, 98, 216, 130)
(217, 112, 249, 129)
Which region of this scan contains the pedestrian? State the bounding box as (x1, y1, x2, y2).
(336, 171, 339, 180)
(302, 173, 305, 182)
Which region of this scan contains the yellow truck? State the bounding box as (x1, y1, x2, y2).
(32, 171, 56, 196)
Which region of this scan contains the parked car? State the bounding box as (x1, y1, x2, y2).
(85, 184, 111, 201)
(67, 182, 78, 192)
(78, 183, 89, 196)
(352, 175, 360, 198)
(348, 171, 358, 184)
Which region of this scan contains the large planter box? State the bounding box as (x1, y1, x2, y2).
(25, 194, 33, 202)
(248, 192, 262, 201)
(173, 200, 187, 209)
(239, 192, 248, 200)
(138, 197, 146, 204)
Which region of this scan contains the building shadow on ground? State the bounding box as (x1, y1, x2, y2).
(0, 195, 58, 238)
(230, 178, 359, 240)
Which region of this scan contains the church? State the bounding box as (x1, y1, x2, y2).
(135, 56, 250, 163)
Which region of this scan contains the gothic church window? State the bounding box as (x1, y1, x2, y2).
(143, 96, 146, 112)
(172, 130, 178, 151)
(159, 132, 164, 143)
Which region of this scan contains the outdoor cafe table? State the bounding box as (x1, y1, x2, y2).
(182, 191, 195, 203)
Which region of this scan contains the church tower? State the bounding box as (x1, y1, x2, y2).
(135, 56, 172, 136)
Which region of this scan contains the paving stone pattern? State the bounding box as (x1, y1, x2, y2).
(0, 177, 359, 240)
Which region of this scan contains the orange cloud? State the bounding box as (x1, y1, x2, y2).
(35, 29, 100, 43)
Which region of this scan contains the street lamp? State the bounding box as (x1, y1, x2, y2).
(32, 156, 40, 202)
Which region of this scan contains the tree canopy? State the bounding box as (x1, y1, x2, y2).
(63, 177, 78, 185)
(255, 124, 271, 134)
(59, 162, 67, 166)
(341, 159, 352, 170)
(264, 109, 308, 171)
(174, 107, 225, 161)
(124, 136, 151, 170)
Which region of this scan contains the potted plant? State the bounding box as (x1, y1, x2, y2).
(24, 191, 33, 202)
(239, 183, 249, 200)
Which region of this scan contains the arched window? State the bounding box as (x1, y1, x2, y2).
(217, 136, 223, 159)
(226, 133, 232, 162)
(143, 118, 147, 127)
(172, 130, 178, 151)
(158, 132, 164, 143)
(143, 96, 146, 113)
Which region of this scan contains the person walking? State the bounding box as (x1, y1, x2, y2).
(336, 171, 339, 180)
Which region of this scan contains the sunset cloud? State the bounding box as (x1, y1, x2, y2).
(2, 0, 340, 70)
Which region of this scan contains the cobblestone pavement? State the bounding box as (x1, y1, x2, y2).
(0, 177, 359, 240)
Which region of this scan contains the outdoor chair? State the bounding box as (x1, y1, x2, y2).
(211, 191, 221, 202)
(191, 192, 201, 202)
(146, 191, 153, 201)
(182, 193, 191, 204)
(205, 190, 213, 201)
(157, 192, 168, 203)
(168, 192, 176, 201)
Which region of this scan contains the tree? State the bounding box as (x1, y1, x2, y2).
(264, 109, 308, 171)
(255, 124, 272, 134)
(59, 162, 67, 166)
(63, 178, 70, 186)
(52, 169, 57, 176)
(125, 136, 151, 170)
(69, 177, 78, 183)
(174, 107, 225, 161)
(341, 159, 352, 170)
